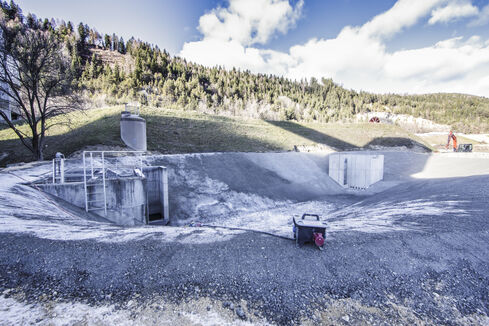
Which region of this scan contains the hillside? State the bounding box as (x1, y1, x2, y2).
(1, 1, 488, 135)
(84, 46, 489, 133)
(0, 106, 432, 166)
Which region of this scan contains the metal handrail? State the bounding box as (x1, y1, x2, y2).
(82, 150, 145, 216)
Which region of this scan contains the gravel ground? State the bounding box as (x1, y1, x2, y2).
(0, 152, 488, 325)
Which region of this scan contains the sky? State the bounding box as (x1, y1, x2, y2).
(14, 0, 489, 97)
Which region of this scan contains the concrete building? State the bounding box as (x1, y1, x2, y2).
(329, 153, 384, 189)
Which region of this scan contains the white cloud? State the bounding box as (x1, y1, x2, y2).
(384, 37, 489, 91)
(197, 0, 303, 46)
(428, 1, 479, 25)
(180, 0, 489, 97)
(362, 0, 446, 38)
(469, 3, 489, 26)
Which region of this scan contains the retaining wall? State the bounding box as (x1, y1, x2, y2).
(38, 177, 147, 226)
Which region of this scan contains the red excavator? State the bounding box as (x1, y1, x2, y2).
(446, 131, 473, 152)
(446, 131, 457, 152)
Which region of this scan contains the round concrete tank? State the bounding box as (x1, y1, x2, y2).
(120, 112, 147, 151)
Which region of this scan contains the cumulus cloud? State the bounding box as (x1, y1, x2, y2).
(180, 0, 489, 96)
(428, 1, 479, 25)
(197, 0, 303, 46)
(362, 0, 445, 38)
(383, 37, 489, 93)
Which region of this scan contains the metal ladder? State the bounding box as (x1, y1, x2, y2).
(83, 152, 107, 216)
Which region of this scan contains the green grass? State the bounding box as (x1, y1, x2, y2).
(0, 106, 432, 166)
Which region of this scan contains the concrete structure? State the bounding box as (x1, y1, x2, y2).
(37, 152, 169, 226)
(120, 105, 147, 151)
(328, 153, 384, 189)
(39, 176, 148, 225)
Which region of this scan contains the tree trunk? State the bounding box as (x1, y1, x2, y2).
(31, 136, 43, 161)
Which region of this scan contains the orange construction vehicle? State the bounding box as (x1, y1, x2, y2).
(446, 131, 457, 151)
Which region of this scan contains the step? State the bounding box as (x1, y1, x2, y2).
(87, 207, 105, 211)
(87, 199, 106, 203)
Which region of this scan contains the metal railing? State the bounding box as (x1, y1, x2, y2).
(82, 150, 145, 216)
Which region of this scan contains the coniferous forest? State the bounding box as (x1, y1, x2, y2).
(2, 1, 489, 132)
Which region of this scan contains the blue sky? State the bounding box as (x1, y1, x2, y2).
(14, 0, 489, 96)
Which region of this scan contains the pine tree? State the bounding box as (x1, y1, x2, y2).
(112, 33, 118, 52)
(67, 21, 74, 34)
(77, 22, 88, 44)
(26, 13, 37, 29)
(118, 36, 125, 54)
(104, 34, 111, 50)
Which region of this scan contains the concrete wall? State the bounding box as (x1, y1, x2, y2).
(38, 177, 148, 226)
(38, 182, 86, 208)
(105, 177, 147, 225)
(329, 153, 384, 189)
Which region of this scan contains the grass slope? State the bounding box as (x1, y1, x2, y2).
(0, 106, 431, 166)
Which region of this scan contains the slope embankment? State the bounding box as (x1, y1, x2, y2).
(147, 151, 489, 225)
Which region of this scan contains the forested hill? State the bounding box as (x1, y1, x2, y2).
(2, 1, 489, 133)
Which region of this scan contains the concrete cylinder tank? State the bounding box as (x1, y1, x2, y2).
(120, 111, 147, 151)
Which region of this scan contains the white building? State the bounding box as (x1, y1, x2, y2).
(329, 153, 384, 189)
(0, 81, 18, 123)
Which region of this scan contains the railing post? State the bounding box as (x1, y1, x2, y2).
(60, 159, 65, 183)
(83, 152, 88, 212)
(90, 152, 94, 178)
(52, 159, 55, 184)
(102, 151, 107, 216)
(101, 152, 104, 179)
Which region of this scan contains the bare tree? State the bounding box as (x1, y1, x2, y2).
(0, 19, 81, 160)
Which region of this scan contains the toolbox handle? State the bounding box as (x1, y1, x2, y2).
(301, 213, 320, 221)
